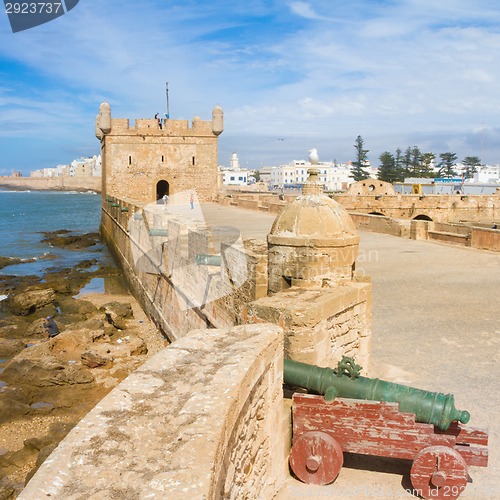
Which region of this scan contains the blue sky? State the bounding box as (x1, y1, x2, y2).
(1, 0, 500, 174)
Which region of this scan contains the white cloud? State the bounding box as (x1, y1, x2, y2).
(1, 0, 500, 171)
(288, 1, 326, 21)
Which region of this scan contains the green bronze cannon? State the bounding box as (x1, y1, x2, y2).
(195, 254, 222, 266)
(284, 357, 470, 431)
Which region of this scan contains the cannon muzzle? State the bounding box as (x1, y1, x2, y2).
(284, 357, 470, 431)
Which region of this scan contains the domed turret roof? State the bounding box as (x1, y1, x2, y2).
(268, 169, 359, 248)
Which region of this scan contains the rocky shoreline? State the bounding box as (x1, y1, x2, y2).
(0, 231, 167, 499)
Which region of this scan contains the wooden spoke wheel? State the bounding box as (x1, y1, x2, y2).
(289, 431, 343, 485)
(410, 445, 468, 500)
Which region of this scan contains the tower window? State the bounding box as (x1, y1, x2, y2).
(128, 156, 132, 165)
(161, 155, 164, 162)
(192, 156, 196, 166)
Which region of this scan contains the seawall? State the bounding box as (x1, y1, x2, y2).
(99, 196, 269, 341)
(0, 176, 101, 193)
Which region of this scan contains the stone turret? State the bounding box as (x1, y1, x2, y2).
(96, 101, 111, 138)
(211, 104, 223, 136)
(267, 164, 360, 293)
(97, 101, 223, 203)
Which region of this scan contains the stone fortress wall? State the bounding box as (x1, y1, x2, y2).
(219, 179, 500, 252)
(22, 105, 374, 497)
(96, 101, 223, 203)
(0, 175, 101, 192)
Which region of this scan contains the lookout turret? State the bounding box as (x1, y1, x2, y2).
(96, 101, 223, 203)
(267, 157, 360, 293)
(96, 101, 111, 138)
(211, 104, 223, 136)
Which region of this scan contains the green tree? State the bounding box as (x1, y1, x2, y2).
(438, 152, 458, 178)
(350, 135, 370, 181)
(401, 147, 412, 178)
(462, 156, 481, 179)
(377, 151, 395, 183)
(408, 146, 423, 177)
(420, 152, 436, 178)
(378, 151, 406, 183)
(394, 148, 404, 181)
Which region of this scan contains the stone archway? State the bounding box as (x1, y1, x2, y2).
(156, 180, 169, 201)
(413, 214, 433, 221)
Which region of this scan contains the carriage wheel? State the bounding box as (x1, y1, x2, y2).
(289, 431, 343, 485)
(410, 445, 468, 500)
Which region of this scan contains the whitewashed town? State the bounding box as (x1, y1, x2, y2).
(15, 150, 500, 196)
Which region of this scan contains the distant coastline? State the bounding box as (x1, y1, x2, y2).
(0, 176, 101, 193)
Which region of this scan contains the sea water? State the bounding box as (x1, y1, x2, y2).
(0, 189, 113, 277)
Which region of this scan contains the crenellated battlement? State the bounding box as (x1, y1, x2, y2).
(95, 101, 224, 204)
(109, 117, 216, 136)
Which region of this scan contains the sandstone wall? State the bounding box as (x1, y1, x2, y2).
(99, 117, 219, 203)
(100, 196, 268, 341)
(0, 176, 101, 192)
(101, 195, 373, 369)
(20, 324, 288, 499)
(219, 191, 499, 224)
(334, 193, 499, 223)
(350, 212, 410, 238)
(409, 220, 500, 251)
(471, 227, 500, 251)
(245, 283, 372, 373)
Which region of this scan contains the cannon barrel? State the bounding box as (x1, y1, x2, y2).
(284, 357, 470, 431)
(195, 254, 222, 266)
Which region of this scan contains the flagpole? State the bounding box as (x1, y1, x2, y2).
(166, 82, 170, 119)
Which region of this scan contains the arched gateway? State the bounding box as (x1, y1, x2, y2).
(156, 180, 169, 201)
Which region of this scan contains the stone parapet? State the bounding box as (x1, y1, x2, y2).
(100, 197, 270, 340)
(245, 283, 372, 372)
(20, 324, 287, 500)
(471, 226, 500, 251)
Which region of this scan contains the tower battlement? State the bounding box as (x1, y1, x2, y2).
(96, 101, 223, 203)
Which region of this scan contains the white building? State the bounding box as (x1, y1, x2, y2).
(266, 160, 354, 191)
(30, 155, 101, 178)
(220, 153, 249, 186)
(473, 164, 500, 183)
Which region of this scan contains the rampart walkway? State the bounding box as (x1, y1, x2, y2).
(202, 204, 499, 498)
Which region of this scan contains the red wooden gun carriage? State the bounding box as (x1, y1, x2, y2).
(286, 358, 488, 500)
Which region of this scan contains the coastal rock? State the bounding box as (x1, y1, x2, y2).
(1, 345, 94, 388)
(72, 318, 104, 331)
(9, 287, 56, 316)
(81, 350, 109, 368)
(0, 478, 16, 500)
(0, 397, 31, 424)
(41, 231, 100, 250)
(0, 318, 28, 339)
(0, 256, 35, 270)
(48, 328, 108, 362)
(0, 274, 41, 298)
(75, 259, 98, 269)
(0, 338, 25, 358)
(43, 276, 73, 295)
(23, 422, 76, 483)
(25, 318, 47, 337)
(57, 297, 98, 318)
(100, 301, 133, 330)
